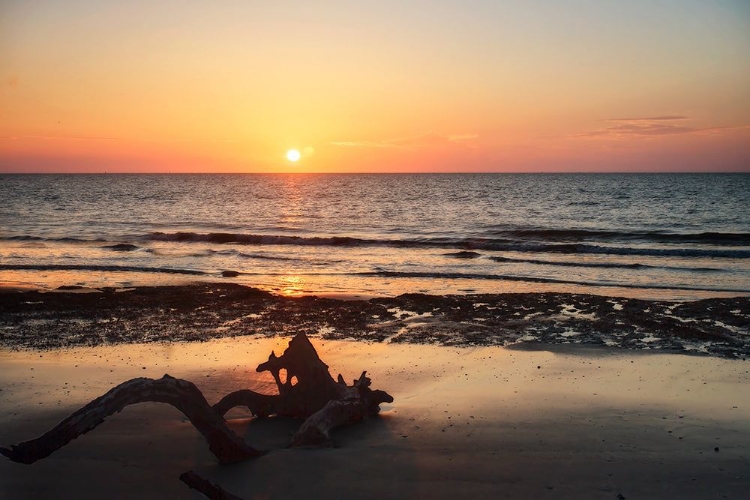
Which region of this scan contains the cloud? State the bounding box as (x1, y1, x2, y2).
(605, 115, 689, 122)
(329, 140, 394, 148)
(330, 132, 478, 149)
(0, 134, 239, 143)
(447, 134, 479, 141)
(573, 116, 747, 139)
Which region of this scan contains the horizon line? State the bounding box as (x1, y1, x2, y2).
(1, 170, 749, 175)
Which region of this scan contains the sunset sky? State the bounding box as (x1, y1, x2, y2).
(1, 0, 749, 173)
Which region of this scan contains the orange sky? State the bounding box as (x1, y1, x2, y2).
(1, 1, 749, 173)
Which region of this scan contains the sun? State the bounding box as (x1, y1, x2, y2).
(286, 149, 301, 162)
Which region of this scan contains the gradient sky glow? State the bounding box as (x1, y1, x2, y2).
(2, 0, 749, 173)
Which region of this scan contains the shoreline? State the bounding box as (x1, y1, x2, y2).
(1, 282, 748, 358)
(0, 281, 379, 301)
(4, 260, 749, 302)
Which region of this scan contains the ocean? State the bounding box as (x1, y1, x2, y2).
(1, 173, 749, 300)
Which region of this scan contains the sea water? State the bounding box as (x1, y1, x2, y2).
(1, 173, 749, 299)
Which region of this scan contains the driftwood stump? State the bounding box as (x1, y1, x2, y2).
(1, 333, 393, 466)
(215, 333, 394, 447)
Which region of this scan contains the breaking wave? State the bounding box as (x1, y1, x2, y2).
(0, 264, 206, 275)
(486, 228, 750, 245)
(145, 232, 750, 259)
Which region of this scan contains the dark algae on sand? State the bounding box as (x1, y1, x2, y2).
(1, 283, 748, 358)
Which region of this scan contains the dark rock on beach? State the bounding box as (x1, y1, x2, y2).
(221, 270, 240, 277)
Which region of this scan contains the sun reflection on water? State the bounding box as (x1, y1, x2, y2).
(280, 275, 305, 297)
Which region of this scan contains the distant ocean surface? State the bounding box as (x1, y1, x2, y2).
(1, 173, 749, 300)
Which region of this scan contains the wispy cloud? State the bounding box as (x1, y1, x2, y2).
(605, 115, 689, 122)
(331, 132, 478, 149)
(573, 116, 747, 139)
(0, 134, 239, 143)
(329, 140, 395, 148)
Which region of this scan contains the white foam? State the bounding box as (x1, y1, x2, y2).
(560, 304, 597, 321)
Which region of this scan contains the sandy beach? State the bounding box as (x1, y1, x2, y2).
(4, 0, 750, 496)
(1, 332, 749, 499)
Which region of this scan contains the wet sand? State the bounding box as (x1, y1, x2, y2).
(1, 336, 749, 499)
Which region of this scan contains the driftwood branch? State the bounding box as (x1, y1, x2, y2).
(213, 389, 281, 418)
(291, 371, 394, 447)
(0, 375, 260, 465)
(291, 399, 370, 447)
(180, 470, 245, 500)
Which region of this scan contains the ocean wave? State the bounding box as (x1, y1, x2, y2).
(236, 252, 298, 261)
(538, 244, 750, 258)
(487, 228, 750, 245)
(146, 231, 750, 258)
(357, 271, 750, 294)
(102, 243, 140, 252)
(0, 264, 206, 275)
(148, 231, 385, 247)
(4, 231, 750, 259)
(489, 256, 722, 272)
(4, 235, 106, 244)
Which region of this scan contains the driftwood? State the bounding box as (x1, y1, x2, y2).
(0, 375, 260, 465)
(213, 332, 343, 419)
(215, 333, 394, 447)
(180, 470, 245, 500)
(1, 333, 393, 467)
(291, 371, 391, 447)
